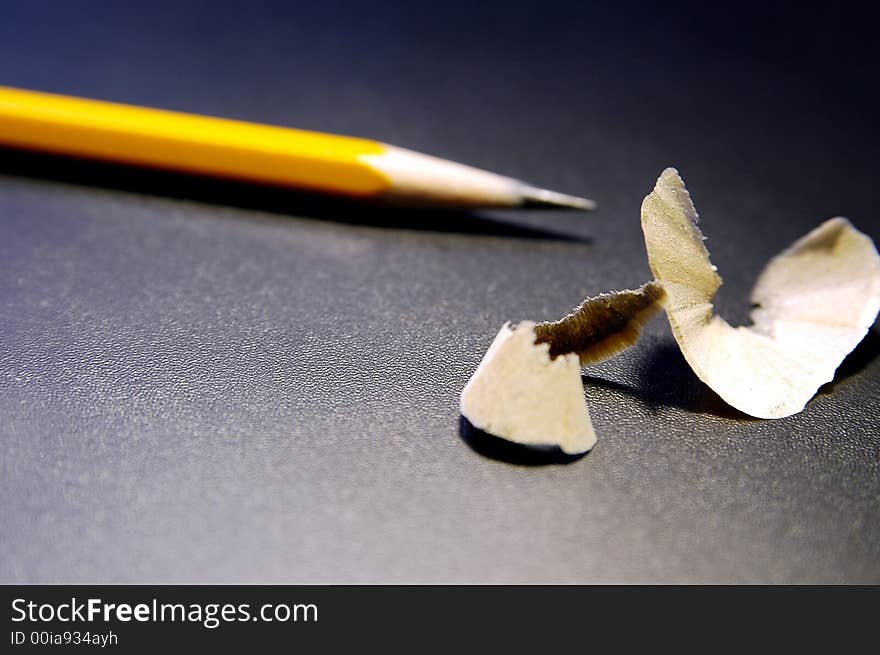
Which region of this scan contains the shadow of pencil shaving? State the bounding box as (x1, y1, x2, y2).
(0, 146, 590, 243)
(582, 343, 752, 420)
(582, 371, 754, 421)
(459, 415, 587, 466)
(818, 328, 880, 396)
(633, 341, 757, 420)
(584, 330, 880, 419)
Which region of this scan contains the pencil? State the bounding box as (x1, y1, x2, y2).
(0, 85, 595, 210)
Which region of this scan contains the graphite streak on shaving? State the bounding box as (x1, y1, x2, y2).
(460, 283, 666, 455)
(641, 168, 880, 418)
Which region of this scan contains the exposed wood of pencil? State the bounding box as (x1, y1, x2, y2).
(0, 86, 595, 210)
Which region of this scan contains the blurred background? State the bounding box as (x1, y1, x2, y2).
(2, 0, 876, 218)
(1, 1, 877, 583)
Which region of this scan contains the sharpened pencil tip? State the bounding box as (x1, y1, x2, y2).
(519, 185, 597, 211)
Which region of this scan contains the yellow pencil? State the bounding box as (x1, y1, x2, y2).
(0, 85, 594, 210)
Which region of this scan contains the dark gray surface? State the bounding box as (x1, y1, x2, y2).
(1, 1, 878, 583)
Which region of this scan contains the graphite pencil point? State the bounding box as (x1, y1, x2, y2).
(519, 185, 597, 211)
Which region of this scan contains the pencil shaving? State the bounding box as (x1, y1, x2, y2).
(534, 281, 666, 365)
(641, 167, 880, 418)
(460, 322, 596, 455)
(460, 284, 666, 454)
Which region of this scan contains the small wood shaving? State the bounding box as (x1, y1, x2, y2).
(460, 284, 665, 454)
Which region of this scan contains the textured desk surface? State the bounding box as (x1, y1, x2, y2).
(1, 1, 878, 583)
